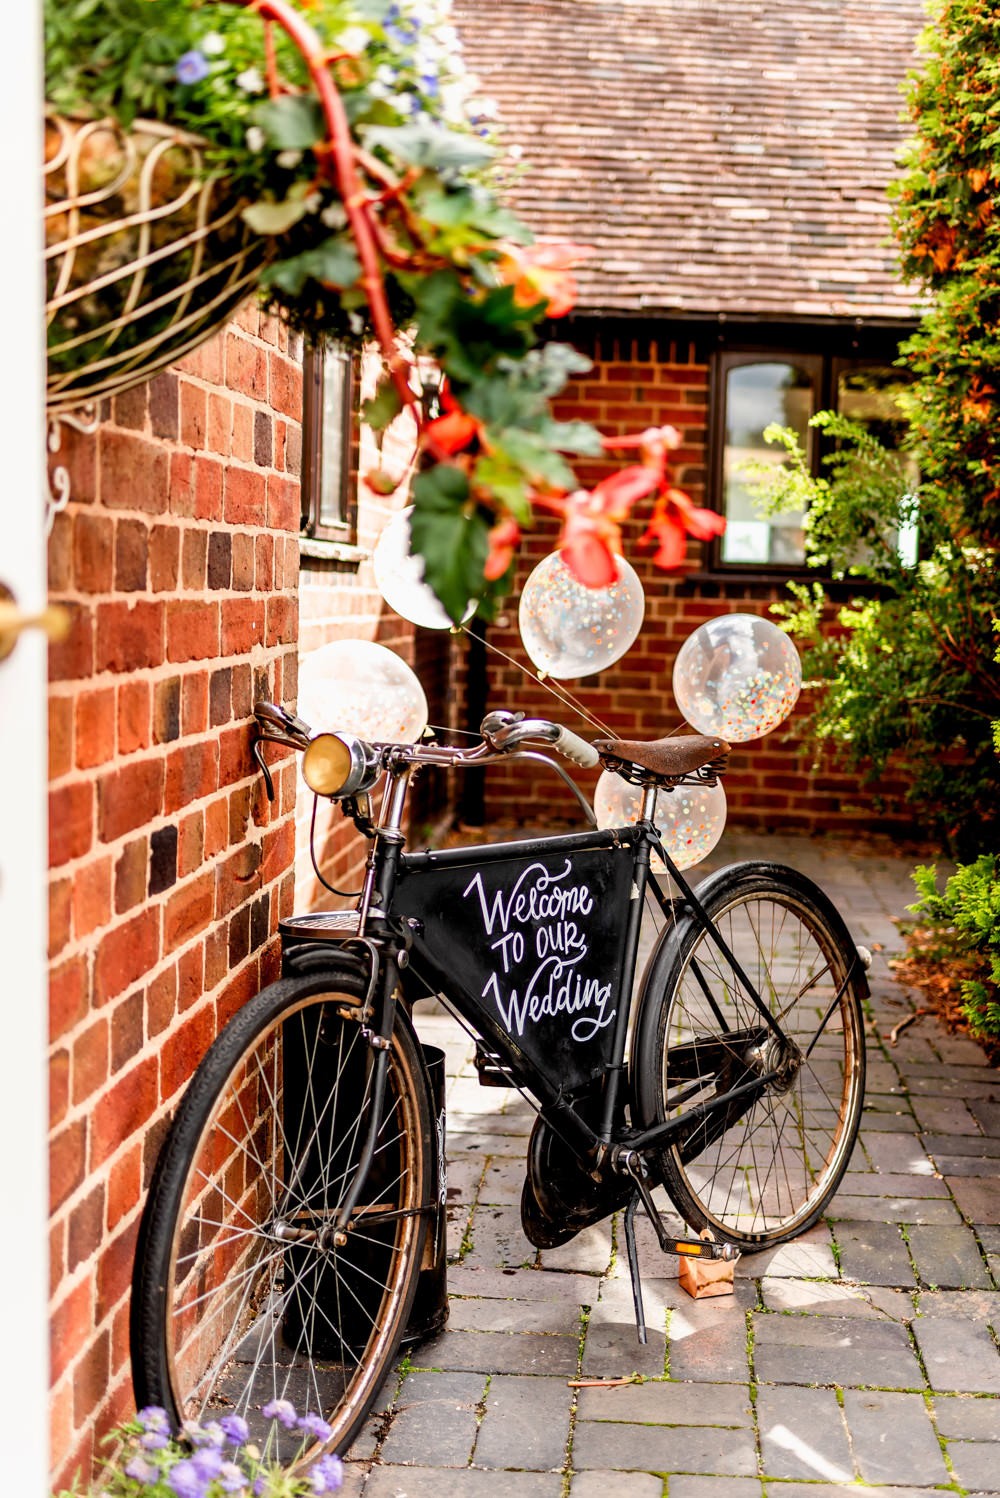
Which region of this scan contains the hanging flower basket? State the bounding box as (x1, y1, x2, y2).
(45, 111, 268, 414)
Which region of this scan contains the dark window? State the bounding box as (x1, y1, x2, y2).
(709, 348, 912, 572)
(301, 346, 354, 541)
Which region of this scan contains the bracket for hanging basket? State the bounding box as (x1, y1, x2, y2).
(44, 111, 269, 415)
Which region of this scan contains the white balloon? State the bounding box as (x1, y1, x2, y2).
(672, 613, 802, 743)
(518, 552, 645, 679)
(373, 507, 476, 630)
(297, 639, 428, 743)
(594, 769, 727, 872)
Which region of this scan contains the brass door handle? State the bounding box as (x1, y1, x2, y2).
(0, 585, 71, 662)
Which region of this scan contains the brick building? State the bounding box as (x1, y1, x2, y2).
(452, 0, 926, 833)
(43, 0, 926, 1484)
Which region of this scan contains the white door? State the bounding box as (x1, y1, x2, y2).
(0, 0, 51, 1487)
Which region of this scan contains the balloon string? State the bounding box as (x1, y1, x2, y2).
(461, 627, 617, 738)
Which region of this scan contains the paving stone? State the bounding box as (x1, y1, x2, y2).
(910, 1096, 983, 1135)
(665, 1480, 762, 1498)
(906, 1223, 994, 1289)
(829, 1193, 963, 1225)
(579, 1316, 667, 1380)
(539, 1221, 615, 1275)
(411, 1327, 581, 1377)
(366, 1466, 563, 1497)
(947, 1441, 1000, 1492)
(571, 1418, 757, 1475)
(907, 1073, 999, 1099)
(751, 1312, 924, 1390)
(932, 1392, 1000, 1438)
(912, 1316, 1000, 1394)
(859, 1109, 922, 1133)
(447, 1265, 599, 1302)
(447, 1294, 585, 1335)
(477, 1159, 527, 1205)
(949, 1177, 1000, 1226)
(757, 1384, 852, 1481)
(569, 1473, 665, 1498)
(379, 1370, 484, 1466)
(930, 1153, 1000, 1179)
(760, 1277, 911, 1320)
(575, 1379, 751, 1427)
(331, 1463, 366, 1498)
(474, 1373, 572, 1470)
(837, 1172, 949, 1198)
(667, 1301, 752, 1385)
(834, 1221, 916, 1287)
(733, 1229, 837, 1280)
(924, 1134, 1000, 1158)
(862, 1132, 938, 1175)
(918, 1288, 1000, 1323)
(765, 1486, 941, 1498)
(842, 1388, 948, 1485)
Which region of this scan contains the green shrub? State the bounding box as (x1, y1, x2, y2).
(909, 856, 1000, 1041)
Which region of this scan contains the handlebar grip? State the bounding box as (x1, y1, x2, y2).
(554, 726, 599, 768)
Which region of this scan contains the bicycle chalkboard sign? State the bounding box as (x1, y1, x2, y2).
(396, 829, 637, 1095)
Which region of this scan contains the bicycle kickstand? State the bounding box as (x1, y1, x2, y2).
(623, 1192, 647, 1345)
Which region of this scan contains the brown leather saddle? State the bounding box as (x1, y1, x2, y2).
(593, 732, 730, 782)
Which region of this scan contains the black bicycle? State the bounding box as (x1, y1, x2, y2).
(131, 701, 868, 1464)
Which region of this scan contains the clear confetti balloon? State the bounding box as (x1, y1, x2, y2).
(672, 613, 801, 742)
(373, 507, 476, 630)
(518, 552, 645, 679)
(594, 770, 726, 872)
(297, 639, 428, 743)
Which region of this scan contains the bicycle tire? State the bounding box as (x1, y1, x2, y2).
(131, 967, 433, 1463)
(632, 862, 867, 1250)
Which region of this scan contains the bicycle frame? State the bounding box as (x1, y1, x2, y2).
(282, 748, 801, 1193)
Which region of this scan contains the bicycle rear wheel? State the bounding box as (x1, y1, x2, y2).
(131, 969, 432, 1462)
(632, 863, 866, 1249)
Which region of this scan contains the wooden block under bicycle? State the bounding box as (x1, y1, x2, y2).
(678, 1231, 738, 1299)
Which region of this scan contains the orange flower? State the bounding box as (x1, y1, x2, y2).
(496, 241, 590, 318)
(537, 466, 659, 587)
(640, 488, 726, 570)
(484, 515, 521, 581)
(425, 407, 480, 455)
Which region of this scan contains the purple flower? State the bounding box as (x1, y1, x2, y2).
(309, 1453, 344, 1494)
(219, 1414, 250, 1446)
(191, 1445, 224, 1480)
(261, 1398, 298, 1430)
(140, 1429, 171, 1452)
(175, 50, 210, 85)
(167, 1458, 209, 1498)
(124, 1454, 159, 1483)
(218, 1461, 248, 1494)
(296, 1412, 333, 1442)
(183, 1420, 225, 1449)
(137, 1406, 170, 1432)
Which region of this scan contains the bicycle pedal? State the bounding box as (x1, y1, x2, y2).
(661, 1229, 739, 1262)
(474, 1041, 516, 1087)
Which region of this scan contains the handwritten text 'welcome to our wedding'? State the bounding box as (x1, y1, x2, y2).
(463, 860, 615, 1044)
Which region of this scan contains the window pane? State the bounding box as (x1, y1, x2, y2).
(721, 361, 814, 565)
(837, 366, 918, 567)
(317, 348, 351, 530)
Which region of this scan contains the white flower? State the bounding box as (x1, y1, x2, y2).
(276, 150, 303, 170)
(321, 202, 348, 229)
(245, 125, 266, 153)
(375, 64, 399, 86)
(469, 95, 499, 120)
(236, 67, 265, 94)
(201, 31, 226, 55)
(335, 25, 371, 56)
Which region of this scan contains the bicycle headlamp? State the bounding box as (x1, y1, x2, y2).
(302, 732, 381, 799)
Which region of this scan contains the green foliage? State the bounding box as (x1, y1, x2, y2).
(46, 0, 613, 616)
(909, 857, 1000, 1039)
(750, 0, 1000, 854)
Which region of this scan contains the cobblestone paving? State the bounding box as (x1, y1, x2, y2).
(341, 833, 1000, 1497)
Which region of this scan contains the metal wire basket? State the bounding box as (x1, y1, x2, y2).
(45, 112, 269, 414)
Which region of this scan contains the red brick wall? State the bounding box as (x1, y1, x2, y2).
(474, 331, 915, 837)
(46, 307, 304, 1487)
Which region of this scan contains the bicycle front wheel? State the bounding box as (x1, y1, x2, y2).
(131, 970, 432, 1462)
(633, 863, 866, 1250)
